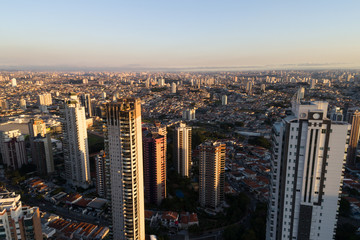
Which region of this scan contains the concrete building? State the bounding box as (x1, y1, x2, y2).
(246, 81, 253, 94)
(347, 110, 360, 166)
(143, 131, 166, 206)
(174, 123, 192, 177)
(261, 84, 266, 92)
(0, 99, 8, 110)
(80, 93, 93, 117)
(37, 93, 52, 106)
(222, 95, 227, 106)
(11, 78, 16, 87)
(104, 98, 145, 240)
(0, 130, 27, 170)
(199, 141, 225, 209)
(182, 108, 196, 121)
(329, 107, 343, 122)
(95, 152, 106, 198)
(0, 189, 42, 240)
(63, 93, 90, 188)
(266, 100, 350, 240)
(171, 82, 177, 94)
(19, 98, 26, 110)
(29, 119, 54, 175)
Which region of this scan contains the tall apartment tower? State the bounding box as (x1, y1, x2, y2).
(143, 130, 166, 206)
(95, 151, 106, 197)
(346, 110, 360, 166)
(28, 119, 54, 175)
(105, 98, 145, 240)
(63, 93, 90, 188)
(37, 93, 52, 106)
(174, 123, 192, 177)
(0, 130, 27, 170)
(80, 93, 93, 117)
(0, 189, 42, 240)
(222, 95, 228, 106)
(199, 141, 225, 209)
(266, 100, 350, 240)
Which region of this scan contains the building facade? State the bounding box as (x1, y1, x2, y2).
(346, 110, 360, 166)
(95, 152, 106, 198)
(37, 93, 52, 106)
(0, 130, 27, 170)
(63, 93, 90, 188)
(199, 141, 225, 209)
(80, 93, 93, 117)
(143, 131, 166, 206)
(174, 123, 192, 177)
(266, 101, 350, 240)
(105, 98, 145, 240)
(0, 189, 42, 240)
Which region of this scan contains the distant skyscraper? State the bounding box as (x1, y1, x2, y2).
(37, 93, 52, 106)
(0, 99, 9, 110)
(105, 98, 145, 240)
(347, 110, 360, 166)
(63, 93, 90, 188)
(171, 82, 177, 94)
(145, 78, 150, 88)
(29, 119, 54, 175)
(143, 131, 166, 205)
(174, 123, 192, 177)
(222, 95, 227, 105)
(310, 79, 316, 89)
(261, 84, 266, 92)
(11, 78, 16, 87)
(0, 189, 43, 240)
(266, 100, 350, 240)
(246, 81, 252, 94)
(199, 141, 225, 209)
(19, 98, 26, 110)
(0, 130, 27, 170)
(182, 108, 196, 121)
(297, 87, 305, 99)
(80, 93, 93, 117)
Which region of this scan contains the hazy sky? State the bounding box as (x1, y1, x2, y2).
(1, 0, 360, 70)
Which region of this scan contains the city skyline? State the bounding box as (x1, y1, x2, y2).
(1, 1, 360, 70)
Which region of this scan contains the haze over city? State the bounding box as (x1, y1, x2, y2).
(1, 0, 360, 70)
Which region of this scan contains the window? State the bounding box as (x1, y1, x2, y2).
(322, 129, 326, 134)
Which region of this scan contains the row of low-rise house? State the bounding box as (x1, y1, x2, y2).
(41, 213, 109, 240)
(145, 210, 199, 230)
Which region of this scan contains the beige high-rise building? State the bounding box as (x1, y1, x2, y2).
(199, 141, 225, 209)
(174, 123, 192, 177)
(37, 93, 52, 106)
(105, 98, 145, 240)
(63, 93, 90, 188)
(347, 110, 360, 166)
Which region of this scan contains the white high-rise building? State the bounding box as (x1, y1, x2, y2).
(63, 93, 90, 188)
(38, 93, 52, 106)
(266, 100, 350, 240)
(174, 123, 192, 177)
(105, 98, 145, 240)
(0, 189, 43, 240)
(222, 95, 227, 105)
(11, 78, 16, 87)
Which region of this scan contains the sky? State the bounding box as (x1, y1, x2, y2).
(1, 0, 360, 70)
